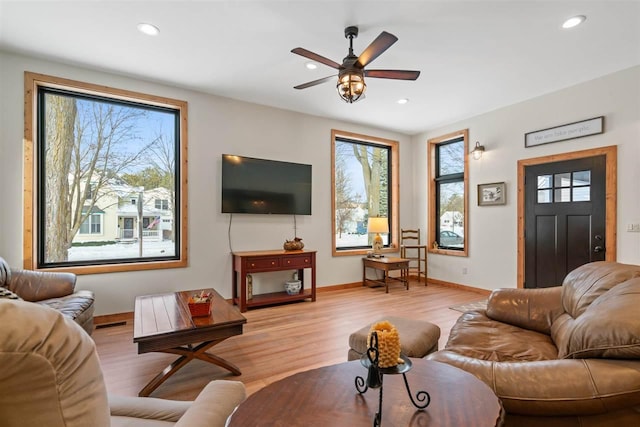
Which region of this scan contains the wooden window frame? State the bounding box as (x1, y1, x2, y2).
(428, 129, 469, 257)
(331, 129, 399, 257)
(23, 71, 188, 274)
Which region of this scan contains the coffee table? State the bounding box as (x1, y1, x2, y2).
(228, 358, 504, 426)
(133, 288, 246, 397)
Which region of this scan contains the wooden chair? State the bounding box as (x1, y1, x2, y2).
(400, 229, 427, 284)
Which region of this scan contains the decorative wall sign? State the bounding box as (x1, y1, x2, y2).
(525, 116, 604, 147)
(478, 182, 506, 206)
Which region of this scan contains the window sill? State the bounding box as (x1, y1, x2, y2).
(332, 246, 398, 257)
(428, 247, 467, 257)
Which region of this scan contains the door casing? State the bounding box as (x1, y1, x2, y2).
(517, 145, 617, 288)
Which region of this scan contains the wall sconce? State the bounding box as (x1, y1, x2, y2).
(471, 141, 485, 160)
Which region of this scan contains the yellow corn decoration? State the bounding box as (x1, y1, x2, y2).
(367, 320, 402, 368)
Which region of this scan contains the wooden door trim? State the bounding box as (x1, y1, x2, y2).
(517, 145, 617, 288)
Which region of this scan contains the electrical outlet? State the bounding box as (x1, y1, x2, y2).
(462, 267, 468, 275)
(628, 224, 640, 232)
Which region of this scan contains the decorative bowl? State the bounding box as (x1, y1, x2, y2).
(283, 237, 304, 251)
(284, 280, 301, 295)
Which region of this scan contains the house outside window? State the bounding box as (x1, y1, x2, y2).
(428, 129, 469, 256)
(23, 72, 188, 273)
(331, 129, 399, 256)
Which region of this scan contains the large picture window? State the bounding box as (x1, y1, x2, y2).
(24, 72, 188, 273)
(331, 130, 399, 256)
(428, 130, 468, 256)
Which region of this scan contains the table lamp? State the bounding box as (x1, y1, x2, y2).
(367, 217, 389, 256)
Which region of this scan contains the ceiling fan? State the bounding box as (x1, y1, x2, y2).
(291, 26, 420, 103)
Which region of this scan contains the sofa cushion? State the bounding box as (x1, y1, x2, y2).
(560, 261, 640, 319)
(558, 278, 640, 359)
(444, 310, 558, 362)
(552, 262, 640, 359)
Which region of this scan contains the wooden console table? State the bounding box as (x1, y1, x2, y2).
(232, 249, 316, 312)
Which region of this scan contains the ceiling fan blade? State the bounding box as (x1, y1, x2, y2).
(365, 69, 421, 80)
(291, 48, 341, 69)
(294, 75, 337, 90)
(355, 31, 398, 68)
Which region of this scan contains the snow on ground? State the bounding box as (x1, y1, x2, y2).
(68, 240, 175, 261)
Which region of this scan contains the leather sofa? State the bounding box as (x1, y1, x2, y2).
(0, 299, 247, 427)
(0, 256, 95, 335)
(427, 261, 640, 426)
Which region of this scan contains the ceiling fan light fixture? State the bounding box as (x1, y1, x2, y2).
(397, 98, 409, 105)
(292, 26, 419, 102)
(337, 71, 366, 103)
(305, 62, 318, 70)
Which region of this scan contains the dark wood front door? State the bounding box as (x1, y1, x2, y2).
(524, 155, 606, 288)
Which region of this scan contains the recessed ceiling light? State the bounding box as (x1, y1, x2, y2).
(305, 62, 318, 70)
(562, 15, 586, 29)
(137, 23, 160, 36)
(397, 98, 409, 105)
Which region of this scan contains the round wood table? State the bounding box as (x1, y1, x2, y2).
(228, 358, 504, 426)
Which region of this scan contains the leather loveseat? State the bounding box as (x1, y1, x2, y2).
(427, 261, 640, 427)
(0, 256, 95, 335)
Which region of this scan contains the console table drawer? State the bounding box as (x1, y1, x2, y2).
(283, 256, 313, 268)
(246, 257, 280, 270)
(388, 262, 408, 269)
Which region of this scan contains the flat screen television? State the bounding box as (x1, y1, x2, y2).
(221, 154, 312, 215)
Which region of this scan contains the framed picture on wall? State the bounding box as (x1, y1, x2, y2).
(478, 182, 506, 206)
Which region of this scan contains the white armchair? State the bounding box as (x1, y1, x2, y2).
(0, 299, 246, 427)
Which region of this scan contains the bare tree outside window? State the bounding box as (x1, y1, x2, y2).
(24, 72, 188, 273)
(331, 130, 399, 256)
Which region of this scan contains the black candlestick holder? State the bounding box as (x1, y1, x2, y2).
(354, 332, 431, 427)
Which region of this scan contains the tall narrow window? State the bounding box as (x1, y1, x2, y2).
(331, 130, 399, 256)
(428, 130, 468, 256)
(24, 72, 188, 273)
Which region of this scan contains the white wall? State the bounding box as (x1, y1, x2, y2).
(2, 51, 638, 314)
(0, 51, 413, 315)
(412, 65, 640, 291)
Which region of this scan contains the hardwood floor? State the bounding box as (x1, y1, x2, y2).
(93, 281, 487, 400)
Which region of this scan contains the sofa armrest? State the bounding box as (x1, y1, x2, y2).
(175, 380, 246, 427)
(486, 287, 563, 334)
(9, 269, 76, 302)
(428, 351, 640, 416)
(109, 394, 191, 422)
